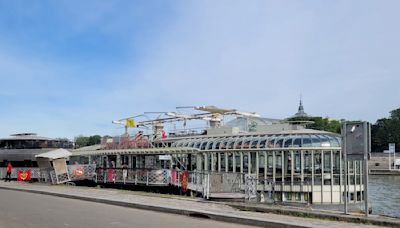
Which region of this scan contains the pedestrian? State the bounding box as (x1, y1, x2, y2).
(5, 162, 12, 182)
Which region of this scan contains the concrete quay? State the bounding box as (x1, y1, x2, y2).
(0, 182, 397, 228)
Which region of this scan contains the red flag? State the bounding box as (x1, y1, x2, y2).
(180, 171, 189, 193)
(17, 170, 31, 181)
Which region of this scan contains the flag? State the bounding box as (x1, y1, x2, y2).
(126, 118, 136, 128)
(17, 170, 31, 181)
(180, 171, 189, 193)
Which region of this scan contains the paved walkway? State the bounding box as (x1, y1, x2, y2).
(0, 181, 391, 228)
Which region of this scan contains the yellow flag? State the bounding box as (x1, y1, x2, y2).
(126, 118, 136, 128)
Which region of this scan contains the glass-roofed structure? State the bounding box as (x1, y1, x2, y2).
(71, 120, 366, 206)
(167, 130, 354, 204)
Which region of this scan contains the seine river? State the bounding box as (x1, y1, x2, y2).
(369, 175, 400, 218)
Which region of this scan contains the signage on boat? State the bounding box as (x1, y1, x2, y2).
(17, 169, 31, 181)
(159, 155, 172, 160)
(72, 165, 85, 177)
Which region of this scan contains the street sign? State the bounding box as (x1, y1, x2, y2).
(342, 121, 371, 217)
(343, 121, 370, 160)
(389, 143, 395, 154)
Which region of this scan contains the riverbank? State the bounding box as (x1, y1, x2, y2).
(369, 169, 400, 175)
(0, 182, 398, 228)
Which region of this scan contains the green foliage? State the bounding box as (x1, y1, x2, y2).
(88, 135, 101, 146)
(74, 135, 101, 148)
(287, 116, 341, 134)
(371, 108, 400, 152)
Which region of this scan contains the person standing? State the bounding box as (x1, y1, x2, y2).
(5, 162, 12, 182)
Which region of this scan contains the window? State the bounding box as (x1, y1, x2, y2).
(311, 135, 320, 147)
(251, 138, 259, 148)
(302, 135, 312, 147)
(207, 142, 214, 150)
(275, 138, 284, 148)
(259, 139, 267, 148)
(293, 137, 302, 148)
(284, 137, 293, 148)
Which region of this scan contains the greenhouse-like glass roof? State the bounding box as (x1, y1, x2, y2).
(171, 133, 341, 150)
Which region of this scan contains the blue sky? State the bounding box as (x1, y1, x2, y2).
(0, 0, 399, 139)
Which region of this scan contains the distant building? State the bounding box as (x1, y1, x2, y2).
(293, 98, 308, 117)
(0, 133, 73, 167)
(225, 116, 281, 132)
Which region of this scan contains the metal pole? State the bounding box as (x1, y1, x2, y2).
(363, 122, 369, 217)
(342, 123, 348, 214)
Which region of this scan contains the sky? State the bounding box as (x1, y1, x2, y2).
(0, 0, 399, 139)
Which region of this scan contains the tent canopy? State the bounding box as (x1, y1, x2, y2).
(35, 148, 72, 160)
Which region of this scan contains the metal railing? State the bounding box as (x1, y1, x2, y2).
(244, 175, 311, 204)
(0, 167, 40, 179)
(94, 168, 170, 185)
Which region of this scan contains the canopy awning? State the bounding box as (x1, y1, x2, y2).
(35, 148, 72, 160)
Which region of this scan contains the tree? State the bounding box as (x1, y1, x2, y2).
(74, 135, 102, 148)
(74, 136, 89, 148)
(371, 108, 400, 152)
(88, 135, 101, 146)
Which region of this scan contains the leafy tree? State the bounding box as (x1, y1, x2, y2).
(371, 108, 400, 152)
(74, 135, 102, 148)
(74, 136, 89, 148)
(88, 135, 101, 146)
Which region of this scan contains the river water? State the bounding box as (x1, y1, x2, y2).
(369, 175, 400, 218)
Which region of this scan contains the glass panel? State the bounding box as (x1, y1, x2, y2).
(188, 141, 195, 147)
(333, 151, 341, 185)
(304, 151, 312, 184)
(267, 137, 275, 148)
(328, 135, 340, 147)
(235, 153, 240, 172)
(275, 137, 284, 148)
(259, 139, 267, 148)
(323, 151, 332, 185)
(275, 151, 282, 182)
(235, 138, 244, 149)
(200, 141, 208, 150)
(293, 136, 302, 148)
(251, 152, 257, 173)
(243, 153, 248, 173)
(311, 135, 321, 147)
(228, 141, 235, 149)
(220, 153, 226, 171)
(243, 139, 251, 149)
(207, 142, 214, 150)
(195, 141, 202, 148)
(302, 135, 312, 147)
(220, 139, 229, 149)
(320, 135, 331, 147)
(314, 152, 322, 185)
(214, 141, 221, 149)
(267, 152, 273, 177)
(284, 137, 293, 148)
(251, 138, 259, 148)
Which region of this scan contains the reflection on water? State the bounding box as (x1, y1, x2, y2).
(369, 175, 400, 218)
